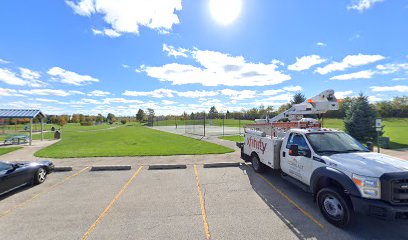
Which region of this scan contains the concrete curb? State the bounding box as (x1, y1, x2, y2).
(53, 166, 73, 172)
(203, 162, 241, 168)
(148, 164, 187, 170)
(90, 165, 131, 171)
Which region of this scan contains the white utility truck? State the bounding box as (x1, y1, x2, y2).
(238, 90, 408, 227)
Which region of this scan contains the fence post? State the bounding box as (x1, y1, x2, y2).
(203, 112, 206, 137)
(223, 114, 225, 136)
(239, 115, 241, 136)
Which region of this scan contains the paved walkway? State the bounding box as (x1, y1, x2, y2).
(0, 140, 59, 161)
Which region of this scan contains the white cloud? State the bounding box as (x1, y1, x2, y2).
(0, 68, 28, 86)
(315, 54, 385, 75)
(79, 97, 144, 105)
(283, 85, 303, 92)
(81, 98, 104, 105)
(161, 100, 176, 105)
(262, 93, 294, 101)
(260, 89, 284, 96)
(316, 42, 327, 47)
(66, 0, 182, 35)
(288, 55, 326, 71)
(260, 86, 302, 96)
(34, 98, 63, 103)
(122, 64, 130, 68)
(336, 90, 354, 99)
(376, 63, 408, 74)
(122, 88, 175, 98)
(0, 58, 10, 64)
(392, 77, 407, 81)
(220, 89, 256, 100)
(176, 90, 219, 98)
(19, 89, 85, 97)
(0, 88, 25, 97)
(347, 0, 383, 12)
(0, 68, 45, 87)
(19, 67, 41, 80)
(330, 70, 375, 80)
(370, 85, 408, 93)
(163, 44, 188, 58)
(92, 28, 121, 38)
(88, 90, 111, 97)
(368, 96, 383, 102)
(47, 67, 99, 86)
(143, 47, 291, 86)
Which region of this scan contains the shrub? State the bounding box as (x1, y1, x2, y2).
(80, 122, 94, 126)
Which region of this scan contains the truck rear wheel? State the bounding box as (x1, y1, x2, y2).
(317, 187, 353, 228)
(251, 154, 266, 173)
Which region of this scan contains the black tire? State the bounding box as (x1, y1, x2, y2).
(34, 167, 47, 185)
(317, 187, 353, 228)
(251, 154, 266, 173)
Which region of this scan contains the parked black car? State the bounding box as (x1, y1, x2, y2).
(0, 160, 54, 196)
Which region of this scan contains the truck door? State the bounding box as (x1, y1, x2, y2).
(282, 133, 313, 185)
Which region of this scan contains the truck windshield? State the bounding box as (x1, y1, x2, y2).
(306, 132, 368, 155)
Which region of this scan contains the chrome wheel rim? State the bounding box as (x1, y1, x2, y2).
(323, 195, 344, 219)
(38, 169, 46, 182)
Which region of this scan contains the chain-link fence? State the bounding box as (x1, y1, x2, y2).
(152, 113, 254, 137)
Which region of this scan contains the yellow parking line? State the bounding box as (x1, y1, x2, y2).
(194, 165, 211, 240)
(244, 164, 325, 229)
(81, 166, 143, 240)
(0, 166, 90, 218)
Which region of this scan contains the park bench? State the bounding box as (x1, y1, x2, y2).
(3, 135, 29, 145)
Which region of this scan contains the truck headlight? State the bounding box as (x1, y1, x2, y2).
(352, 174, 381, 199)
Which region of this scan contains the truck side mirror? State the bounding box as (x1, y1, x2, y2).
(289, 144, 299, 156)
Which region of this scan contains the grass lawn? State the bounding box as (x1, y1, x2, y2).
(323, 118, 408, 149)
(219, 135, 244, 142)
(0, 147, 23, 156)
(35, 125, 234, 158)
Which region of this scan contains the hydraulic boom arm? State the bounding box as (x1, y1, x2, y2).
(269, 89, 339, 122)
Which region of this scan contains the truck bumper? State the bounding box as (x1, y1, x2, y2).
(236, 142, 251, 162)
(350, 196, 408, 220)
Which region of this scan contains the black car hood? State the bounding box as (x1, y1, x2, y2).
(14, 160, 54, 168)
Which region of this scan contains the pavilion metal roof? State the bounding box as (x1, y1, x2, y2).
(0, 109, 46, 119)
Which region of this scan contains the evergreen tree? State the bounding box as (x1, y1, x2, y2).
(208, 106, 218, 118)
(344, 93, 378, 142)
(291, 93, 306, 105)
(136, 109, 145, 122)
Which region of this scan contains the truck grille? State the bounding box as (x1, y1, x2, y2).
(380, 172, 408, 205)
(392, 179, 408, 204)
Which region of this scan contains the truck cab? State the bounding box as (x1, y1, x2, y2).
(241, 127, 408, 227)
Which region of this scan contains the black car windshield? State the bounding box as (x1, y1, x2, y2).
(306, 132, 368, 155)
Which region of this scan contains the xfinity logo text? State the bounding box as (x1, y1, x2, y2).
(247, 137, 267, 154)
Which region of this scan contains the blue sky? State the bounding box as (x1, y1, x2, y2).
(0, 0, 407, 116)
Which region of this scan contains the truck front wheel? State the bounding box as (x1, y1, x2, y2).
(251, 154, 266, 173)
(317, 187, 353, 228)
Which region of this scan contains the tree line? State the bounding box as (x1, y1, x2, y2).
(158, 94, 406, 121)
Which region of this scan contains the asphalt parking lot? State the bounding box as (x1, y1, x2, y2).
(0, 161, 407, 240)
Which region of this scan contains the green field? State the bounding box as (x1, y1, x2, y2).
(218, 118, 408, 149)
(35, 124, 233, 158)
(0, 147, 23, 156)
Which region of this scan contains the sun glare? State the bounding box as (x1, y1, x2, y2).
(209, 0, 243, 25)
